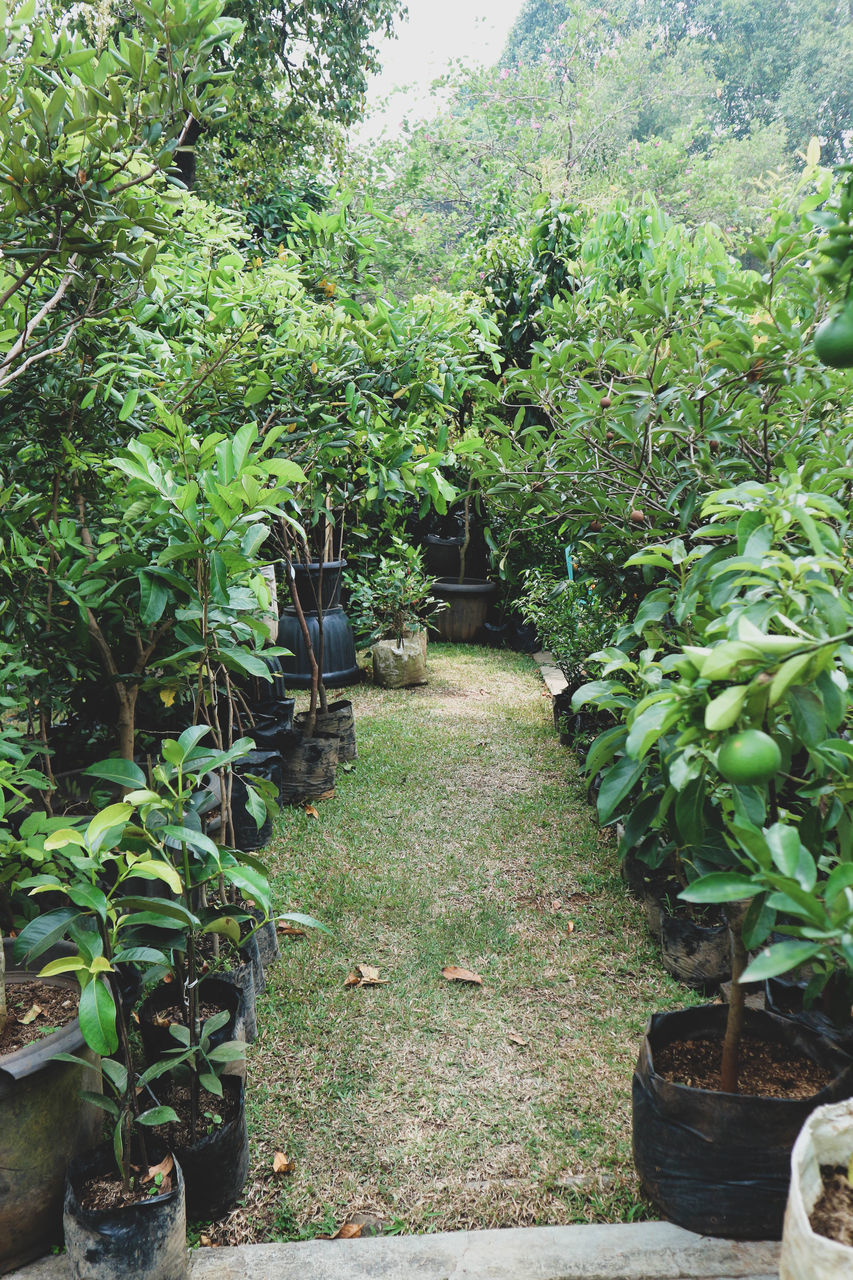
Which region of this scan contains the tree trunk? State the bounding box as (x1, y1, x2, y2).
(720, 901, 749, 1093)
(286, 566, 320, 738)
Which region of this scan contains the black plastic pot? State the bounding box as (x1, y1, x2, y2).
(63, 1140, 187, 1280)
(0, 941, 104, 1275)
(291, 559, 346, 611)
(482, 619, 509, 649)
(230, 750, 281, 850)
(279, 731, 339, 805)
(249, 906, 280, 975)
(170, 1075, 248, 1221)
(296, 698, 356, 762)
(139, 975, 245, 1065)
(632, 1004, 853, 1239)
(765, 973, 853, 1056)
(277, 605, 359, 689)
(431, 578, 496, 644)
(424, 533, 464, 578)
(247, 701, 296, 751)
(659, 911, 730, 990)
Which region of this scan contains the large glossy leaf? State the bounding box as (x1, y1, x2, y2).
(596, 755, 647, 825)
(79, 979, 118, 1057)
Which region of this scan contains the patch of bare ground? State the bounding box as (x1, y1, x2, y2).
(212, 645, 694, 1245)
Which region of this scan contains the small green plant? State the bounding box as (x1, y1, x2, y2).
(344, 539, 439, 645)
(520, 572, 626, 688)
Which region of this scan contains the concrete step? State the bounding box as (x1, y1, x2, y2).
(13, 1222, 779, 1279)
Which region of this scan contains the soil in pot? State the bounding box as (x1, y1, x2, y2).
(811, 1166, 853, 1246)
(633, 1004, 853, 1240)
(654, 1033, 834, 1098)
(0, 979, 79, 1055)
(139, 976, 243, 1064)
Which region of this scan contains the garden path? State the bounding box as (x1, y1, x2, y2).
(210, 645, 690, 1246)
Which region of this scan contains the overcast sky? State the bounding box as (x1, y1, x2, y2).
(355, 0, 524, 141)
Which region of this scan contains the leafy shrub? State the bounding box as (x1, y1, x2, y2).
(520, 572, 626, 687)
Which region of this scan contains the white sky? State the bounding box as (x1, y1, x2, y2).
(355, 0, 524, 141)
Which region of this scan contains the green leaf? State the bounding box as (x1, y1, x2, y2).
(78, 979, 118, 1057)
(742, 940, 823, 983)
(680, 872, 762, 903)
(704, 685, 747, 732)
(118, 387, 139, 421)
(83, 758, 146, 789)
(86, 803, 132, 847)
(202, 915, 241, 944)
(596, 755, 646, 825)
(138, 1106, 179, 1126)
(769, 653, 814, 706)
(139, 571, 168, 626)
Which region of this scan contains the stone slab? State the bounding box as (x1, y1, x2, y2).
(11, 1222, 780, 1280)
(532, 649, 568, 697)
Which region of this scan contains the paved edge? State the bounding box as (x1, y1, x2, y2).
(532, 648, 568, 698)
(12, 1222, 780, 1279)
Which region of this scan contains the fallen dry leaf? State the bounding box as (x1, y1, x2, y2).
(333, 1223, 363, 1239)
(441, 965, 483, 985)
(507, 1032, 528, 1047)
(344, 964, 388, 988)
(550, 899, 563, 912)
(142, 1155, 173, 1193)
(277, 924, 306, 938)
(19, 1003, 43, 1025)
(199, 1235, 212, 1247)
(566, 921, 575, 934)
(272, 1152, 295, 1175)
(304, 803, 319, 819)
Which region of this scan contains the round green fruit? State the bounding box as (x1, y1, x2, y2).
(814, 302, 853, 369)
(717, 729, 782, 785)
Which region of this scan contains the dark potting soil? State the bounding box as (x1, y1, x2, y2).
(810, 1165, 853, 1247)
(0, 980, 78, 1054)
(654, 1034, 833, 1098)
(163, 1081, 239, 1147)
(149, 998, 227, 1032)
(77, 1155, 176, 1212)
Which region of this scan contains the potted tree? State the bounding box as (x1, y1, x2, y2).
(344, 538, 439, 688)
(575, 478, 853, 1238)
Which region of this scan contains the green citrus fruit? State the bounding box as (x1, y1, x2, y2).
(717, 729, 782, 785)
(814, 302, 853, 369)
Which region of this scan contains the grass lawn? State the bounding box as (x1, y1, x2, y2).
(205, 643, 696, 1244)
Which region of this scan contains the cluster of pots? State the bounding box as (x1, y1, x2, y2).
(0, 659, 357, 1277)
(551, 684, 853, 1257)
(0, 914, 279, 1278)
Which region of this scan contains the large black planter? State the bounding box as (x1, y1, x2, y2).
(277, 606, 359, 689)
(431, 578, 496, 644)
(633, 1004, 853, 1240)
(0, 940, 103, 1275)
(63, 1140, 187, 1280)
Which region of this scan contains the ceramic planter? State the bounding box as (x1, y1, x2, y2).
(431, 578, 496, 644)
(0, 941, 103, 1276)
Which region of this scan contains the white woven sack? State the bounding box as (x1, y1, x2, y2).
(780, 1097, 853, 1279)
(372, 637, 427, 688)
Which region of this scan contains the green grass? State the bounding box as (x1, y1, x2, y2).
(210, 644, 699, 1243)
